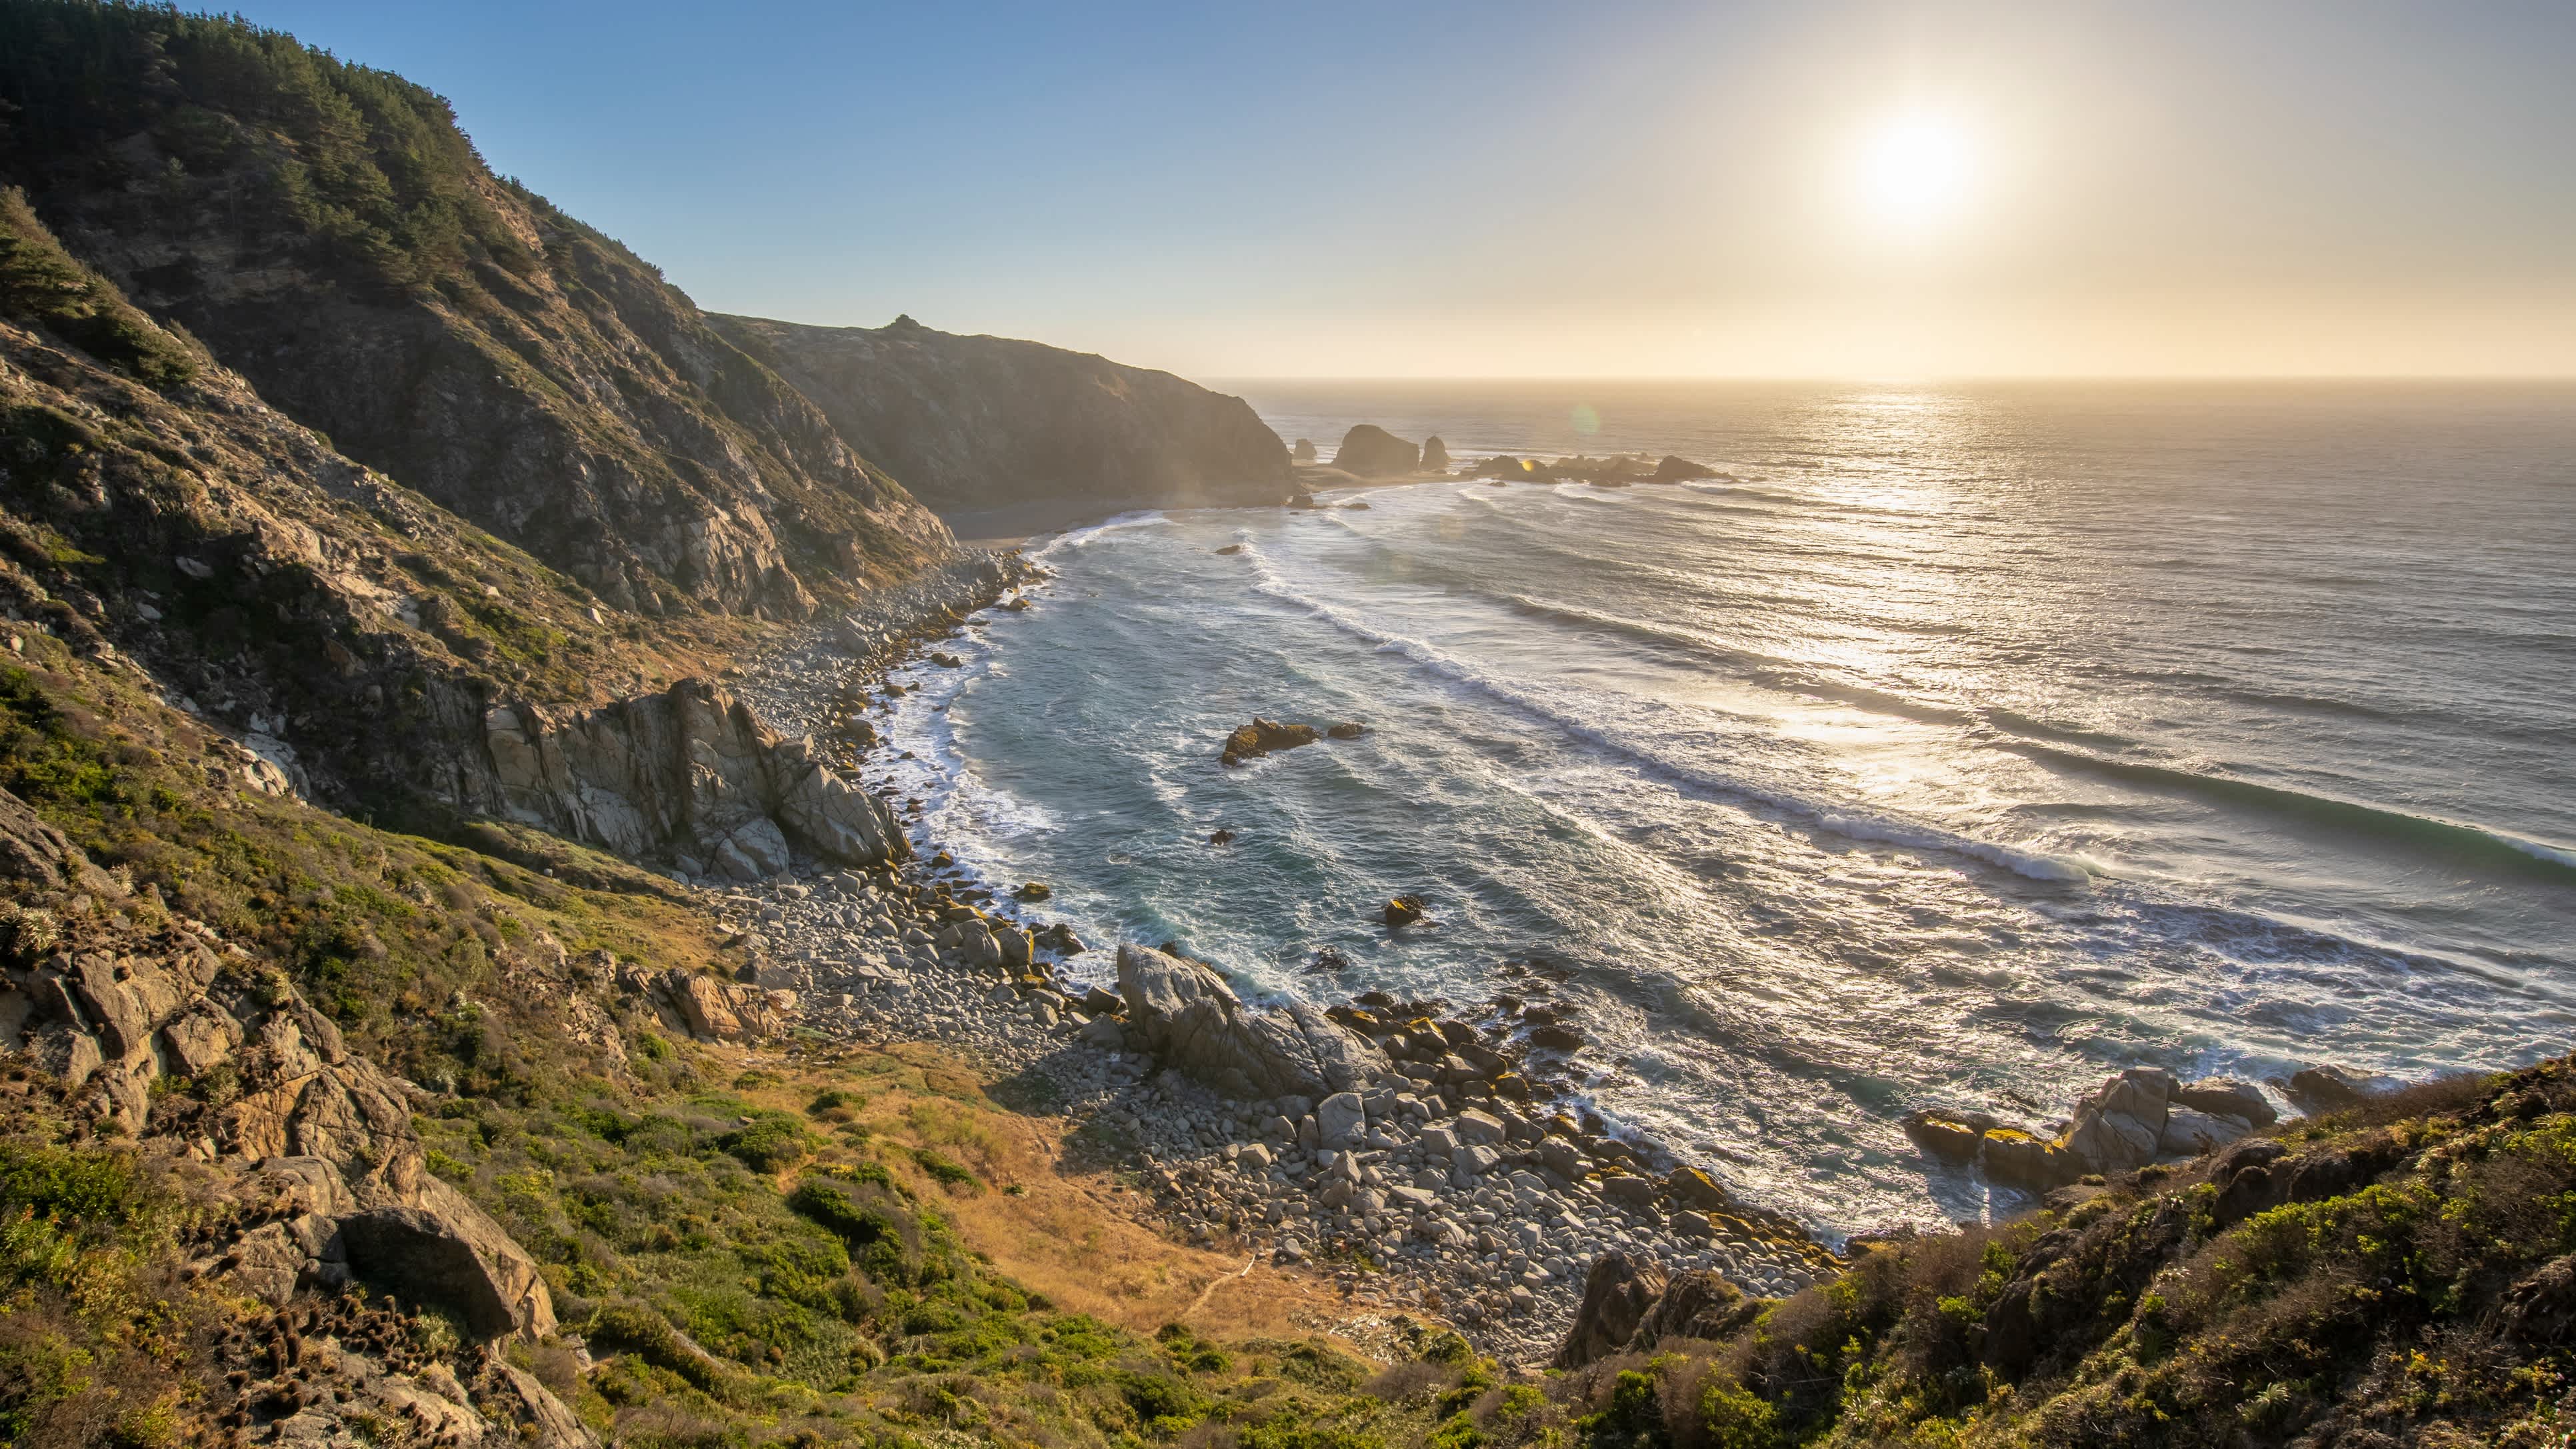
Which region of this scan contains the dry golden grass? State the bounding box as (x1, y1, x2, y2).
(705, 1038, 1372, 1348)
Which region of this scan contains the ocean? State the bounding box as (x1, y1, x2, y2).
(863, 379, 2576, 1239)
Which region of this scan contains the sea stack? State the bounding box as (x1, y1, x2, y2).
(1292, 437, 1317, 463)
(1421, 435, 1451, 473)
(1333, 424, 1421, 477)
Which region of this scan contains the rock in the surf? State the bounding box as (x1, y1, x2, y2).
(1383, 894, 1429, 927)
(1221, 717, 1321, 766)
(1291, 437, 1317, 463)
(1332, 424, 1421, 477)
(1421, 435, 1451, 473)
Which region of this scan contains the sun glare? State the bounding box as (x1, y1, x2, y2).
(1857, 112, 1977, 237)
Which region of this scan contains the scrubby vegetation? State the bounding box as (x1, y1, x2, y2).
(1529, 1067, 2576, 1448)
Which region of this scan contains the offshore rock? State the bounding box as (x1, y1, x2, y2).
(1220, 717, 1322, 767)
(1421, 435, 1451, 473)
(1113, 943, 1388, 1100)
(1292, 437, 1318, 463)
(1332, 424, 1421, 477)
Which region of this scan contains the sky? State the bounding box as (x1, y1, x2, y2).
(235, 1, 2576, 379)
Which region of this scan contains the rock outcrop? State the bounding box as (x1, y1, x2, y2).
(1220, 717, 1323, 767)
(1292, 438, 1318, 463)
(0, 19, 949, 619)
(0, 788, 560, 1342)
(712, 314, 1294, 515)
(1421, 435, 1451, 473)
(1113, 943, 1387, 1100)
(1554, 1251, 1761, 1368)
(1907, 1068, 2277, 1191)
(1331, 425, 1422, 477)
(481, 679, 907, 880)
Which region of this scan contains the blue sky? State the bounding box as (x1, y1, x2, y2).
(236, 1, 2576, 377)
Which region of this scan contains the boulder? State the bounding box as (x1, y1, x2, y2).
(2061, 1068, 2174, 1173)
(2175, 1076, 2278, 1128)
(1980, 1128, 2081, 1190)
(1383, 894, 1428, 928)
(1538, 1137, 1586, 1179)
(1113, 944, 1387, 1099)
(1331, 425, 1421, 477)
(2287, 1064, 2373, 1113)
(1664, 1167, 1729, 1212)
(1553, 1250, 1669, 1368)
(1902, 1108, 1989, 1162)
(1326, 721, 1367, 740)
(1453, 1110, 1507, 1146)
(1316, 1092, 1367, 1146)
(2159, 1106, 2253, 1156)
(1603, 1174, 1659, 1207)
(339, 1175, 556, 1340)
(1292, 438, 1317, 463)
(1421, 436, 1451, 473)
(1651, 455, 1715, 483)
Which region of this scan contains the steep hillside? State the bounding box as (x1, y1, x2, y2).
(1525, 1064, 2576, 1448)
(0, 0, 951, 619)
(715, 313, 1295, 516)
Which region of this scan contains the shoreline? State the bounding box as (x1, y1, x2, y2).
(713, 543, 1841, 1364)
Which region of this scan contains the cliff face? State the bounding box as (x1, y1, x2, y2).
(0, 4, 951, 619)
(715, 313, 1294, 515)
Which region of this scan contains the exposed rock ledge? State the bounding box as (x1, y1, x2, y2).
(481, 679, 907, 882)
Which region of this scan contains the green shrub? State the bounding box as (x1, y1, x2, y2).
(908, 1147, 981, 1194)
(715, 1113, 811, 1173)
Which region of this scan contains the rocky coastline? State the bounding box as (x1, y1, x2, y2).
(692, 539, 2413, 1368)
(688, 546, 1845, 1364)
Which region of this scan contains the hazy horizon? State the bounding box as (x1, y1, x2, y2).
(233, 1, 2576, 381)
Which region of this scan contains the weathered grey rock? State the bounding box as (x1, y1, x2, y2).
(2175, 1076, 2279, 1128)
(2159, 1106, 2252, 1156)
(1454, 1110, 1507, 1146)
(340, 1175, 556, 1339)
(1113, 944, 1387, 1099)
(1317, 1092, 1367, 1146)
(1554, 1250, 1668, 1368)
(1603, 1174, 1659, 1207)
(2287, 1064, 2374, 1113)
(2063, 1068, 2175, 1173)
(481, 679, 908, 878)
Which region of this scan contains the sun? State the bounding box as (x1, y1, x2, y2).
(1856, 111, 1977, 236)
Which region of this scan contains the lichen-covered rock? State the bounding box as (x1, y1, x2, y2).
(1113, 943, 1387, 1100)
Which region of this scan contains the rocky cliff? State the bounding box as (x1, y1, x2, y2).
(714, 313, 1295, 515)
(0, 3, 951, 619)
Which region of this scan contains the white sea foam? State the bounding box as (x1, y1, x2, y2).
(1230, 540, 2097, 885)
(1027, 509, 1171, 563)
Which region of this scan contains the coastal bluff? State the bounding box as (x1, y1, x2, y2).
(714, 313, 1296, 514)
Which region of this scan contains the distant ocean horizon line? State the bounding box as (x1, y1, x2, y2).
(1206, 373, 2576, 387)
